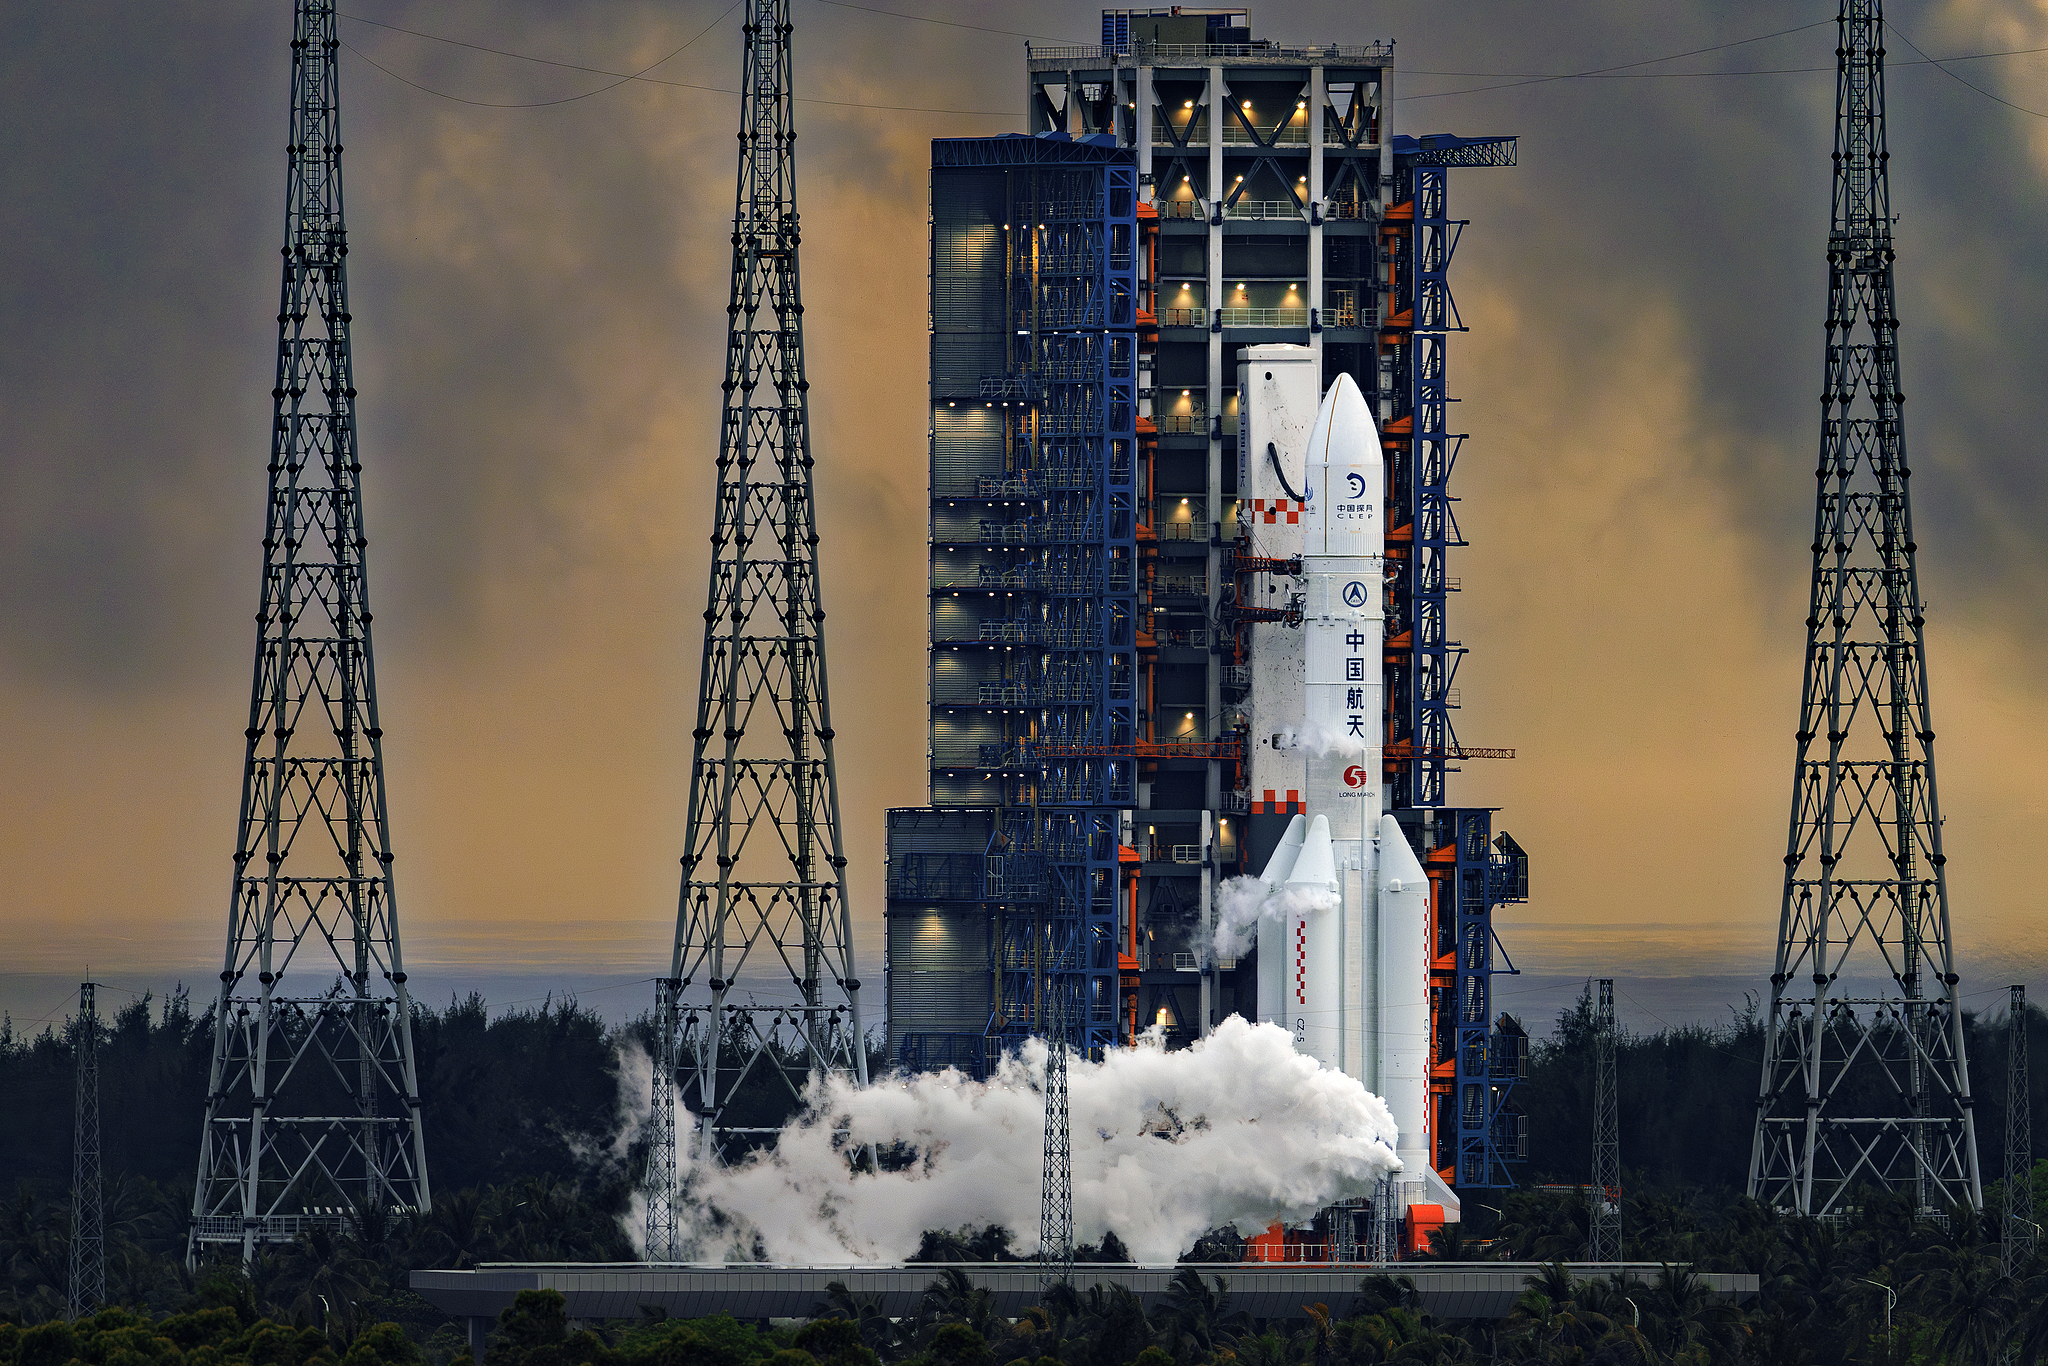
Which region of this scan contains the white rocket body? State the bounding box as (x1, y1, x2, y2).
(1242, 352, 1452, 1217)
(1376, 813, 1433, 1187)
(1254, 815, 1306, 1028)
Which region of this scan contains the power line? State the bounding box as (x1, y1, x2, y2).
(1395, 18, 1835, 101)
(1885, 21, 2048, 119)
(339, 1, 742, 109)
(340, 8, 2046, 125)
(1405, 41, 2048, 79)
(808, 0, 1079, 43)
(338, 5, 1017, 115)
(1403, 25, 2048, 119)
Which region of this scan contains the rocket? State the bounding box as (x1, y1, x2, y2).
(1237, 345, 1459, 1220)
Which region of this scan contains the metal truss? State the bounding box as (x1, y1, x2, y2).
(192, 0, 429, 1263)
(1405, 164, 1468, 810)
(1039, 992, 1074, 1287)
(2007, 985, 2034, 1275)
(1590, 980, 1621, 1261)
(1749, 0, 1980, 1217)
(1432, 810, 1527, 1191)
(1381, 141, 1512, 813)
(647, 0, 867, 1261)
(1395, 134, 1519, 169)
(70, 983, 104, 1318)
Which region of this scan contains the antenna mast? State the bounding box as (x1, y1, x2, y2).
(2008, 985, 2033, 1275)
(1589, 979, 1620, 1263)
(69, 982, 103, 1319)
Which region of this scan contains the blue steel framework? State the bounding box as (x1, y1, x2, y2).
(1380, 135, 1526, 1191)
(901, 134, 1140, 1067)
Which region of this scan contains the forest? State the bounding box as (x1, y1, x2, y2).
(5, 986, 2048, 1364)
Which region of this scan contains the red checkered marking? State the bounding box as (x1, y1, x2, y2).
(1249, 498, 1302, 525)
(1251, 789, 1304, 815)
(1294, 918, 1307, 1005)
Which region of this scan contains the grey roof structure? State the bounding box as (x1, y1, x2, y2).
(412, 1262, 1757, 1326)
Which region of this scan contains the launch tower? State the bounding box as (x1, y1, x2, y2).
(889, 9, 1530, 1202)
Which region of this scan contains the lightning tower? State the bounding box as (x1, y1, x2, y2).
(1039, 993, 1074, 1285)
(192, 0, 430, 1261)
(2007, 985, 2033, 1275)
(1749, 0, 1980, 1216)
(1589, 979, 1619, 1263)
(646, 0, 867, 1260)
(69, 983, 103, 1320)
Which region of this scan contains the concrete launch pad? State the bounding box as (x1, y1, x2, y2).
(413, 1262, 1758, 1332)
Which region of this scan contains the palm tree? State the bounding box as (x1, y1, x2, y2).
(261, 1226, 378, 1340)
(1157, 1266, 1246, 1361)
(1504, 1266, 1609, 1363)
(416, 1187, 491, 1268)
(819, 1280, 904, 1359)
(1336, 1306, 1463, 1365)
(1908, 1246, 2015, 1366)
(917, 1267, 1001, 1340)
(1636, 1265, 1740, 1364)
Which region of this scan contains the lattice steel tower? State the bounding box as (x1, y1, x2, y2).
(1589, 979, 1620, 1262)
(2007, 985, 2033, 1275)
(69, 983, 103, 1320)
(645, 0, 867, 1261)
(1749, 0, 1980, 1216)
(192, 0, 429, 1261)
(1039, 993, 1073, 1286)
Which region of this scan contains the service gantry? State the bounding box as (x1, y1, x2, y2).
(887, 6, 1532, 1199)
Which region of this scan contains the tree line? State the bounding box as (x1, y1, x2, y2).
(8, 985, 2048, 1362)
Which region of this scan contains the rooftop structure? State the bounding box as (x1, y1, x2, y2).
(413, 1263, 1758, 1339)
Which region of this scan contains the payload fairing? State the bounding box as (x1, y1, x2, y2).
(1237, 345, 1460, 1221)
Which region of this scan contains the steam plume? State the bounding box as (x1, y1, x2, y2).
(630, 1017, 1398, 1264)
(1211, 877, 1337, 959)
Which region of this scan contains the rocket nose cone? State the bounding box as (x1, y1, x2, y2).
(1285, 813, 1338, 893)
(1257, 813, 1310, 887)
(1376, 813, 1427, 892)
(1310, 371, 1380, 463)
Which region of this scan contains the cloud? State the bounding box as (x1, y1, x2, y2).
(3, 0, 2047, 1003)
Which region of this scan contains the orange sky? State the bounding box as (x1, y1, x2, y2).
(5, 1, 2048, 1015)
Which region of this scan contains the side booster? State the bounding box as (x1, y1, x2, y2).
(1239, 346, 1454, 1216)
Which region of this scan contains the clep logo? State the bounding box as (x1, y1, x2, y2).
(1343, 764, 1368, 789)
(1342, 580, 1369, 608)
(1345, 471, 1369, 498)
